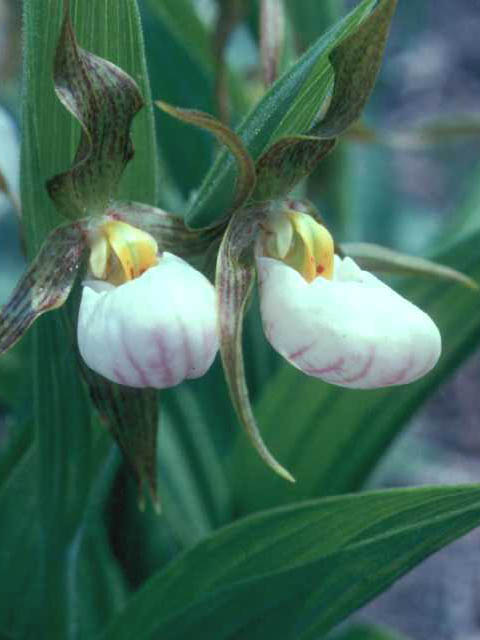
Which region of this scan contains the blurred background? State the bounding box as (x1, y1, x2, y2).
(2, 1, 480, 638)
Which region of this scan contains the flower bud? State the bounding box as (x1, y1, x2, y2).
(77, 253, 219, 388)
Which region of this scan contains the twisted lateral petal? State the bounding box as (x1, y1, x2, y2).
(0, 222, 86, 354)
(216, 209, 295, 483)
(77, 253, 219, 388)
(46, 6, 144, 217)
(257, 255, 441, 389)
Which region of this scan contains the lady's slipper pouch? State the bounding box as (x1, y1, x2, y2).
(256, 211, 441, 389)
(78, 220, 219, 388)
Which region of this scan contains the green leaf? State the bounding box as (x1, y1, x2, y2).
(232, 226, 480, 512)
(0, 339, 29, 408)
(46, 6, 145, 217)
(342, 241, 478, 290)
(0, 436, 42, 638)
(332, 624, 409, 640)
(0, 427, 127, 639)
(102, 486, 480, 639)
(160, 385, 234, 542)
(186, 0, 378, 228)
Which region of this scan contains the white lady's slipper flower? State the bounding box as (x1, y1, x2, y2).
(257, 211, 441, 389)
(77, 220, 219, 388)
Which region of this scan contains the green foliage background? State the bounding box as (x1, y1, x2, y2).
(1, 1, 480, 639)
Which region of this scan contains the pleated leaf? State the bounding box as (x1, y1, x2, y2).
(0, 425, 127, 639)
(101, 485, 480, 640)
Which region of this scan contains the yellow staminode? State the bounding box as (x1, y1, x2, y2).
(265, 210, 334, 283)
(287, 212, 334, 282)
(89, 220, 158, 285)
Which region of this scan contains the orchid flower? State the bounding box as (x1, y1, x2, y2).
(209, 194, 445, 482)
(0, 6, 221, 501)
(255, 205, 441, 389)
(0, 0, 472, 497)
(152, 0, 476, 483)
(77, 221, 218, 389)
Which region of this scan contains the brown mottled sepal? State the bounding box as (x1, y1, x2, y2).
(0, 221, 87, 354)
(83, 368, 160, 510)
(157, 102, 256, 218)
(216, 208, 294, 482)
(251, 0, 396, 200)
(313, 0, 397, 138)
(107, 201, 222, 259)
(253, 135, 336, 201)
(46, 6, 144, 218)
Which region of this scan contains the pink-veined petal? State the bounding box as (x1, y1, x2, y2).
(257, 255, 441, 389)
(77, 253, 219, 389)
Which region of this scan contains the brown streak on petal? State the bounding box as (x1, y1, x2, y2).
(47, 9, 144, 218)
(0, 221, 87, 354)
(216, 208, 294, 482)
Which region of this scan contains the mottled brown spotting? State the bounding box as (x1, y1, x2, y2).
(313, 0, 397, 138)
(0, 221, 87, 354)
(48, 9, 145, 217)
(82, 368, 159, 503)
(254, 136, 336, 201)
